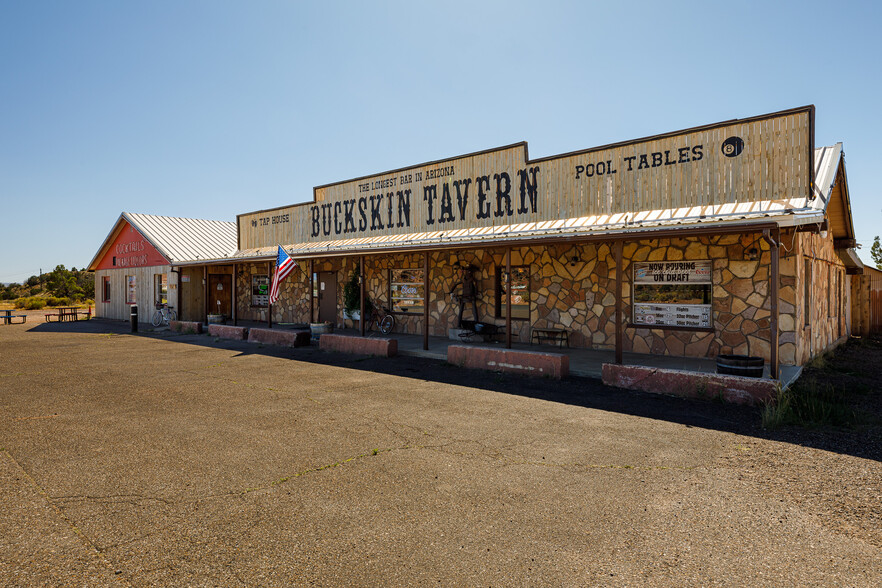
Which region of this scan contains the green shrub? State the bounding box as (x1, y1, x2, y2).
(27, 298, 46, 310)
(46, 297, 71, 307)
(14, 297, 47, 310)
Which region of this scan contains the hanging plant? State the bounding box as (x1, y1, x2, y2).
(343, 269, 373, 316)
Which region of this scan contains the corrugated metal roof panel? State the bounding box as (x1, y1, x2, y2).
(811, 142, 842, 210)
(124, 213, 237, 263)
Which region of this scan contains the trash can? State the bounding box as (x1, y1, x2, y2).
(130, 305, 138, 333)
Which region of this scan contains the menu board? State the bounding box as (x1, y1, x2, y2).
(633, 303, 711, 328)
(632, 260, 712, 328)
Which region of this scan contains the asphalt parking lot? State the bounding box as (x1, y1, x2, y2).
(1, 315, 880, 586)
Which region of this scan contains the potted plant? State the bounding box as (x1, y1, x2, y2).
(343, 270, 373, 322)
(207, 300, 225, 324)
(309, 320, 334, 338)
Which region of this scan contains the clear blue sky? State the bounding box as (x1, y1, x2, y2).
(2, 0, 880, 283)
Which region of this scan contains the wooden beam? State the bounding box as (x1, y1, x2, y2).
(506, 247, 512, 349)
(423, 251, 429, 350)
(203, 266, 208, 324)
(267, 261, 273, 328)
(359, 256, 365, 337)
(764, 229, 779, 379)
(232, 263, 238, 326)
(309, 259, 314, 323)
(834, 238, 857, 249)
(615, 240, 623, 364)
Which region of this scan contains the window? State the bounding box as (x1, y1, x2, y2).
(496, 266, 530, 320)
(632, 261, 712, 328)
(804, 259, 811, 327)
(155, 274, 168, 306)
(390, 269, 425, 314)
(252, 274, 269, 307)
(126, 275, 137, 305)
(102, 277, 111, 303)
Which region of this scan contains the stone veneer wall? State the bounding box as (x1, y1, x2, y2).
(228, 227, 849, 367)
(793, 229, 850, 364)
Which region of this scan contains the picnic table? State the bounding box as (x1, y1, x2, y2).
(1, 309, 27, 325)
(45, 306, 90, 322)
(58, 307, 79, 321)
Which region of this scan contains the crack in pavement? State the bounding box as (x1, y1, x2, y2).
(1, 448, 133, 586)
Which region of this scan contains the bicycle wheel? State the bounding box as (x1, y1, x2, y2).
(379, 315, 394, 334)
(168, 309, 177, 322)
(151, 310, 162, 327)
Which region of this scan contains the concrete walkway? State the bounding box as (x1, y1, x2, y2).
(223, 320, 801, 388)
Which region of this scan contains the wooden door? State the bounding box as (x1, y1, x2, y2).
(317, 272, 337, 324)
(209, 274, 233, 317)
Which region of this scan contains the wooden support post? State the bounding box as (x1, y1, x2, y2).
(176, 267, 182, 320)
(203, 266, 208, 324)
(764, 228, 780, 379)
(423, 251, 429, 350)
(267, 261, 273, 329)
(309, 259, 314, 324)
(615, 240, 623, 365)
(506, 247, 512, 349)
(233, 263, 238, 326)
(359, 256, 366, 337)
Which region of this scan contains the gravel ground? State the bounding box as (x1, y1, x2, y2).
(0, 312, 879, 586)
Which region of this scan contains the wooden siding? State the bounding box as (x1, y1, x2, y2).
(238, 109, 811, 250)
(94, 265, 176, 322)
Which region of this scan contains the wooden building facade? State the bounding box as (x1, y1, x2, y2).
(89, 106, 865, 376)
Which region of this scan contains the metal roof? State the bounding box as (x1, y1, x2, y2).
(88, 212, 237, 270)
(811, 142, 843, 209)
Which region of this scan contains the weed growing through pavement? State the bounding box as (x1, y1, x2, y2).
(762, 377, 855, 429)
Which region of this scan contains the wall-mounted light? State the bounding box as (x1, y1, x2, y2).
(746, 248, 759, 261)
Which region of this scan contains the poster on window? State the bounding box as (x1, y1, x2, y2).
(126, 275, 137, 304)
(390, 269, 424, 313)
(632, 261, 712, 328)
(252, 275, 269, 307)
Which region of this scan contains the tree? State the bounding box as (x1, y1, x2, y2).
(872, 236, 882, 269)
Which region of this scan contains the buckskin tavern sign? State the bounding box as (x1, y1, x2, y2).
(237, 107, 812, 249)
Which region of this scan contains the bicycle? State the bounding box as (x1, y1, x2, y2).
(366, 304, 395, 335)
(151, 303, 177, 327)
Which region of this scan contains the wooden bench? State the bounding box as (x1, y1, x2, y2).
(531, 327, 569, 348)
(44, 312, 60, 322)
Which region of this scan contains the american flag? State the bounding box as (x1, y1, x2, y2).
(269, 245, 297, 305)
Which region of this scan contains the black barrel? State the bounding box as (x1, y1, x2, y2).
(716, 354, 764, 378)
(130, 305, 138, 333)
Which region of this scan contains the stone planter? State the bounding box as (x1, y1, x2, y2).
(207, 314, 226, 325)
